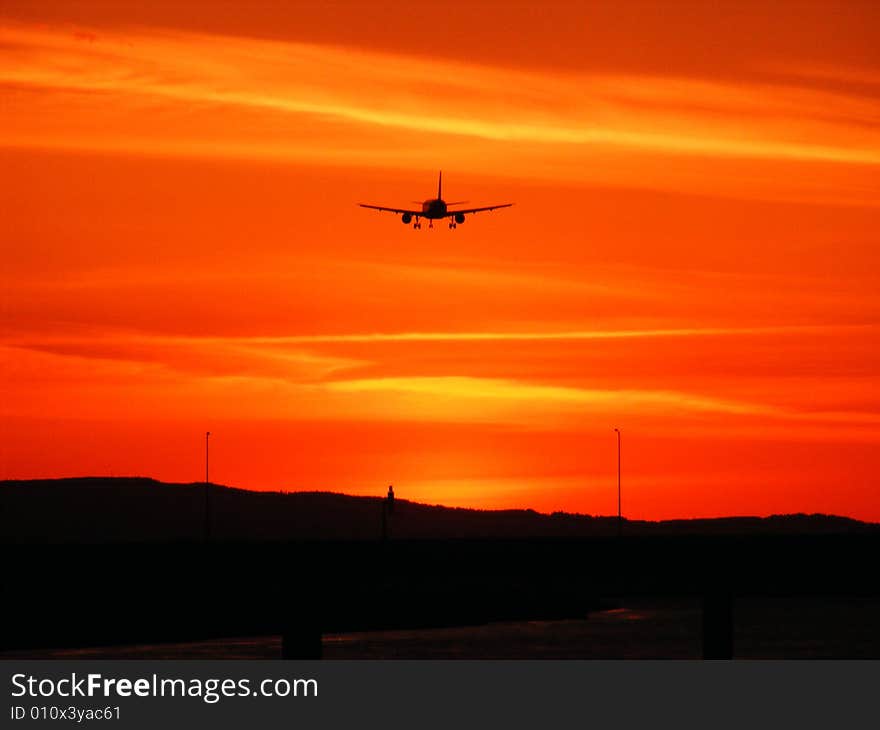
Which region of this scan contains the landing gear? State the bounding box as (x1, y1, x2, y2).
(428, 221, 433, 229)
(413, 217, 421, 229)
(448, 222, 457, 230)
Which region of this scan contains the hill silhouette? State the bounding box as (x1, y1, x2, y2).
(2, 477, 876, 543)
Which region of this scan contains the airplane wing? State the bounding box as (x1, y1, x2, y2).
(445, 203, 513, 216)
(359, 204, 423, 215)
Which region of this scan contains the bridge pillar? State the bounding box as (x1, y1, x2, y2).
(701, 592, 733, 659)
(282, 621, 323, 659)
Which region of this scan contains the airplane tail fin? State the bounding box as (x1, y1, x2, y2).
(438, 170, 442, 200)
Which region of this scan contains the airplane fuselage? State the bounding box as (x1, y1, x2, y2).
(420, 198, 447, 219)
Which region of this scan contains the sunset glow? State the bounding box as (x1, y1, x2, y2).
(2, 2, 879, 519)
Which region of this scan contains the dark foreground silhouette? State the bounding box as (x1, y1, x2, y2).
(8, 597, 880, 660)
(2, 477, 876, 542)
(2, 478, 879, 659)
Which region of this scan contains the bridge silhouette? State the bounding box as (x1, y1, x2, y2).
(4, 534, 878, 659)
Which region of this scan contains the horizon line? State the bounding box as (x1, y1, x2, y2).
(2, 474, 875, 526)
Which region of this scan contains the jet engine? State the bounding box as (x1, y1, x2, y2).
(401, 213, 412, 224)
(454, 212, 465, 224)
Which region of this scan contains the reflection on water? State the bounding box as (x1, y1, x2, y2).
(3, 597, 879, 659)
(594, 608, 650, 620)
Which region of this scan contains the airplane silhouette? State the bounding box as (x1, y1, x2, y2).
(359, 172, 513, 229)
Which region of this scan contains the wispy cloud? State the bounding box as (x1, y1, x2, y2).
(322, 375, 880, 433)
(2, 23, 879, 202)
(0, 340, 366, 384)
(185, 324, 876, 345)
(325, 375, 775, 416)
(4, 323, 868, 348)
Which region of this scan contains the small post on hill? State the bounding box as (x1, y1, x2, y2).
(381, 485, 395, 541)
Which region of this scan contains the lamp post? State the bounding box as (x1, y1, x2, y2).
(205, 431, 211, 542)
(613, 428, 621, 537)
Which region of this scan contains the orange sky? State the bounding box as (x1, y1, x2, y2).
(2, 2, 879, 519)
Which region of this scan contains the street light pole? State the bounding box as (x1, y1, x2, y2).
(205, 431, 211, 542)
(613, 428, 621, 537)
(205, 431, 211, 484)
